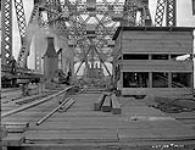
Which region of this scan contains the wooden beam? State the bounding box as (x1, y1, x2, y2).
(2, 122, 29, 133)
(15, 93, 49, 105)
(58, 98, 75, 112)
(94, 94, 106, 111)
(2, 86, 73, 118)
(2, 122, 29, 128)
(111, 94, 121, 114)
(101, 96, 111, 112)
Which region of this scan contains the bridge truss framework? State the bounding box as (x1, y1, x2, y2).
(1, 0, 176, 80)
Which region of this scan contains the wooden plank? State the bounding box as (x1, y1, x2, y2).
(0, 125, 7, 138)
(123, 31, 193, 40)
(1, 86, 72, 118)
(24, 129, 118, 144)
(121, 60, 192, 72)
(6, 127, 26, 133)
(1, 112, 115, 121)
(2, 122, 29, 127)
(118, 127, 195, 142)
(94, 94, 106, 111)
(111, 94, 121, 114)
(15, 93, 49, 105)
(2, 122, 29, 133)
(2, 133, 24, 146)
(121, 88, 193, 97)
(101, 96, 111, 112)
(122, 39, 192, 53)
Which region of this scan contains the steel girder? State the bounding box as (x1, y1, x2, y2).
(1, 0, 13, 65)
(166, 0, 176, 26)
(14, 0, 28, 68)
(17, 2, 40, 68)
(123, 0, 137, 26)
(155, 0, 176, 27)
(14, 0, 27, 44)
(155, 0, 166, 27)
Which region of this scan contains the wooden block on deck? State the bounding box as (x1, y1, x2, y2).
(111, 94, 121, 114)
(3, 122, 29, 127)
(94, 94, 106, 111)
(3, 122, 29, 133)
(2, 133, 24, 146)
(1, 125, 7, 138)
(24, 129, 118, 144)
(101, 96, 111, 112)
(6, 127, 26, 133)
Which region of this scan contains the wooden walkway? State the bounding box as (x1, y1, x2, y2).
(1, 91, 195, 149)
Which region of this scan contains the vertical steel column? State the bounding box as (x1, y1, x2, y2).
(14, 0, 27, 44)
(143, 5, 152, 26)
(166, 0, 176, 27)
(14, 0, 29, 68)
(1, 0, 12, 65)
(192, 0, 195, 15)
(33, 4, 43, 73)
(155, 0, 166, 26)
(123, 0, 137, 26)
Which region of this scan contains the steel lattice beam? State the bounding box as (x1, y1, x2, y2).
(17, 2, 40, 68)
(166, 0, 176, 27)
(155, 0, 166, 26)
(14, 0, 27, 44)
(1, 0, 13, 65)
(155, 0, 176, 27)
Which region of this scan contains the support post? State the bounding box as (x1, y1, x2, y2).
(168, 72, 172, 88)
(149, 72, 152, 88)
(166, 0, 176, 27)
(1, 0, 13, 65)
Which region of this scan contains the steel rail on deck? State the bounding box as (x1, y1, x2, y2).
(36, 88, 85, 125)
(1, 86, 73, 118)
(36, 98, 75, 126)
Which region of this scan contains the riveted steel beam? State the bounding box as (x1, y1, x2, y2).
(166, 0, 176, 27)
(155, 0, 166, 26)
(1, 0, 13, 65)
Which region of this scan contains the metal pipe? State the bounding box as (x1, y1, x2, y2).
(36, 97, 73, 126)
(2, 86, 73, 118)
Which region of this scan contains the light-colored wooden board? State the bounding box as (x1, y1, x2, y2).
(24, 129, 118, 144)
(111, 94, 121, 114)
(101, 96, 111, 112)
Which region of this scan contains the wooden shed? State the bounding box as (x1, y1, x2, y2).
(112, 27, 194, 97)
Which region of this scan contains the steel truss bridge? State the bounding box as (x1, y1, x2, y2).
(1, 0, 176, 85)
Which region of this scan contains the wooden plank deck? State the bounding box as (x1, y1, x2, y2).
(1, 92, 195, 149)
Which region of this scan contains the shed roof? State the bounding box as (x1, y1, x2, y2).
(112, 26, 195, 40)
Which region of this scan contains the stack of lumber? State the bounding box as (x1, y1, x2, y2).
(94, 93, 121, 114)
